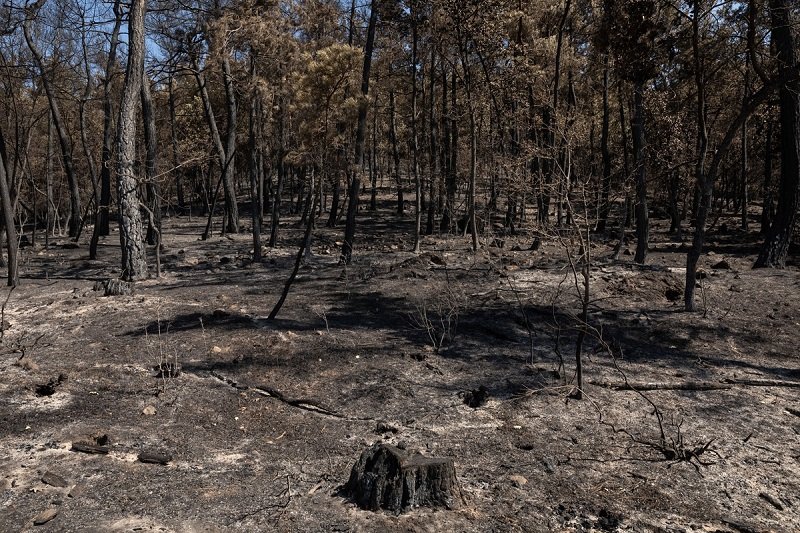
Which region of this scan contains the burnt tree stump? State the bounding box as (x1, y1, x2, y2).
(344, 443, 465, 514)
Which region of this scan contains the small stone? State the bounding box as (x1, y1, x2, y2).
(33, 508, 58, 525)
(142, 405, 157, 416)
(508, 475, 528, 488)
(41, 472, 68, 488)
(68, 483, 86, 498)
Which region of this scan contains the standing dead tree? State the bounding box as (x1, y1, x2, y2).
(115, 0, 148, 281)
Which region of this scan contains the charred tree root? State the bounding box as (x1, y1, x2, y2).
(343, 443, 465, 514)
(207, 370, 347, 419)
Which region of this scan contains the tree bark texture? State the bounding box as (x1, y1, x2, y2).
(341, 0, 378, 265)
(23, 0, 81, 238)
(755, 0, 799, 268)
(115, 0, 148, 281)
(344, 444, 465, 514)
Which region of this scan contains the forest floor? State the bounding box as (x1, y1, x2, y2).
(1, 197, 798, 532)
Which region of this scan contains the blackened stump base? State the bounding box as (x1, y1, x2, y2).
(344, 443, 464, 514)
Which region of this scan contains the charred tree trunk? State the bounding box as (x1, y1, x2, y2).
(249, 58, 262, 262)
(23, 0, 80, 238)
(341, 0, 378, 264)
(115, 0, 148, 281)
(344, 444, 465, 514)
(440, 67, 452, 232)
(427, 48, 437, 235)
(79, 31, 99, 245)
(221, 55, 239, 234)
(169, 75, 185, 210)
(46, 111, 53, 247)
(596, 57, 612, 233)
(618, 82, 632, 228)
(755, 0, 800, 268)
(686, 2, 710, 310)
(632, 80, 648, 264)
(411, 6, 421, 253)
(370, 94, 379, 211)
(741, 62, 751, 231)
(761, 118, 774, 234)
(0, 139, 17, 286)
(98, 0, 123, 237)
(449, 70, 458, 229)
(389, 90, 403, 215)
(141, 77, 161, 250)
(192, 49, 237, 237)
(269, 170, 317, 320)
(269, 98, 286, 247)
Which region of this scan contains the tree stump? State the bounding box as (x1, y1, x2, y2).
(344, 443, 465, 514)
(93, 279, 134, 297)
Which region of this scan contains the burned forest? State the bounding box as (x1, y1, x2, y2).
(0, 0, 799, 531)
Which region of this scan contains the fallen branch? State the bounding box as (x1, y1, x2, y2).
(722, 378, 800, 388)
(590, 380, 731, 391)
(209, 369, 345, 419)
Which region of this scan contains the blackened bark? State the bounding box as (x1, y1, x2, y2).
(440, 67, 452, 232)
(192, 51, 237, 236)
(596, 57, 612, 232)
(269, 170, 317, 320)
(761, 119, 774, 234)
(755, 0, 800, 268)
(46, 111, 53, 247)
(389, 90, 403, 215)
(23, 1, 80, 238)
(741, 63, 751, 231)
(79, 30, 98, 246)
(427, 48, 437, 235)
(269, 98, 286, 247)
(249, 58, 262, 262)
(632, 80, 648, 264)
(221, 55, 239, 233)
(411, 6, 421, 253)
(341, 0, 378, 264)
(344, 444, 464, 514)
(141, 77, 161, 249)
(169, 76, 185, 210)
(0, 140, 17, 286)
(99, 0, 122, 236)
(115, 0, 148, 281)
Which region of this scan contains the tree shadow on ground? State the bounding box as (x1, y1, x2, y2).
(125, 310, 316, 336)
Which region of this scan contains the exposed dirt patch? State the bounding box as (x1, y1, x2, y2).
(1, 206, 798, 532)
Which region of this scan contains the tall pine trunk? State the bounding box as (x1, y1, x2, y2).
(755, 0, 799, 268)
(115, 0, 148, 281)
(341, 0, 378, 264)
(23, 1, 81, 238)
(98, 0, 123, 237)
(632, 80, 648, 264)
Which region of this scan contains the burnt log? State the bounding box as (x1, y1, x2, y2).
(344, 443, 464, 514)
